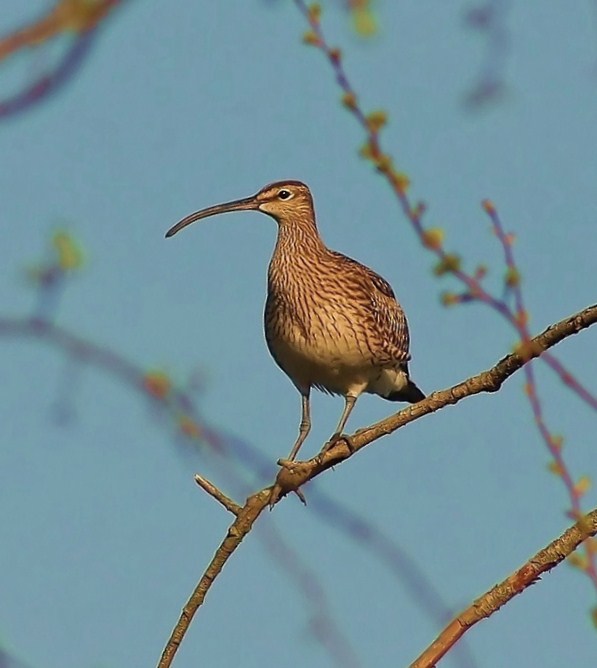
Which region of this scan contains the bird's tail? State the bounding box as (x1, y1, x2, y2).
(386, 379, 425, 403)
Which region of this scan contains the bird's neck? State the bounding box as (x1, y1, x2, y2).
(269, 216, 328, 282)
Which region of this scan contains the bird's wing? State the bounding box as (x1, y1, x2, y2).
(364, 266, 411, 364)
(331, 252, 411, 365)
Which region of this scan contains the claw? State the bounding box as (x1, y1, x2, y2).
(269, 483, 283, 508)
(269, 459, 309, 508)
(322, 432, 356, 454)
(269, 483, 307, 508)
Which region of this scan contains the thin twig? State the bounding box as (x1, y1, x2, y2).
(272, 303, 597, 498)
(0, 1, 122, 118)
(157, 303, 597, 667)
(157, 488, 271, 668)
(0, 0, 120, 61)
(0, 309, 443, 665)
(542, 351, 597, 411)
(410, 508, 597, 668)
(463, 0, 512, 108)
(293, 0, 597, 589)
(295, 0, 597, 415)
(194, 474, 241, 515)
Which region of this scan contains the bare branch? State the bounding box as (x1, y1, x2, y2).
(293, 5, 597, 574)
(271, 303, 597, 499)
(157, 488, 272, 668)
(0, 310, 454, 662)
(157, 303, 597, 667)
(194, 474, 241, 515)
(410, 508, 597, 668)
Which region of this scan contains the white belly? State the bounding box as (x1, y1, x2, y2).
(267, 323, 377, 396)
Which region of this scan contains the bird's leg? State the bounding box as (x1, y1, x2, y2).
(287, 392, 311, 461)
(272, 392, 311, 506)
(323, 395, 358, 453)
(333, 395, 357, 436)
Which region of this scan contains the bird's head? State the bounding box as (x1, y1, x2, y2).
(165, 180, 314, 238)
(252, 181, 314, 220)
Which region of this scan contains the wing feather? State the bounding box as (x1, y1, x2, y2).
(330, 251, 411, 365)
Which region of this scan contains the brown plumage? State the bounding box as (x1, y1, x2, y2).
(166, 180, 424, 460)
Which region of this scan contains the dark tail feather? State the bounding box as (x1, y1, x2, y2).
(386, 379, 425, 403)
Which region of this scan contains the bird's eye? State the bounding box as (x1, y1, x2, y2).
(278, 189, 292, 200)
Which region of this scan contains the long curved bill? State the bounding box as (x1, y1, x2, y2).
(165, 195, 259, 238)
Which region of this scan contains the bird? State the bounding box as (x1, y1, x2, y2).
(166, 180, 424, 461)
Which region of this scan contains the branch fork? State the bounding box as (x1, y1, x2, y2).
(158, 303, 597, 668)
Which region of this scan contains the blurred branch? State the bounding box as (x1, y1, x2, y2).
(272, 304, 597, 498)
(0, 315, 141, 389)
(0, 0, 119, 61)
(0, 644, 34, 668)
(483, 201, 597, 411)
(256, 519, 363, 668)
(3, 227, 463, 664)
(0, 311, 362, 668)
(157, 488, 269, 668)
(294, 0, 597, 590)
(0, 34, 94, 118)
(0, 305, 473, 667)
(410, 508, 597, 668)
(307, 490, 478, 668)
(0, 0, 123, 118)
(479, 202, 597, 584)
(157, 302, 597, 668)
(463, 0, 511, 108)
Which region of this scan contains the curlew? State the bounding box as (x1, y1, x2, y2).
(166, 180, 424, 460)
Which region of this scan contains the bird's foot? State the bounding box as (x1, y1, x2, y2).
(321, 432, 356, 455)
(269, 459, 309, 508)
(269, 484, 307, 508)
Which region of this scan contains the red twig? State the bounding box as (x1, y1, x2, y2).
(293, 0, 597, 592)
(0, 1, 123, 118)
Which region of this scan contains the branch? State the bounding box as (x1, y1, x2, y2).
(410, 508, 597, 668)
(272, 303, 597, 499)
(0, 309, 446, 664)
(463, 0, 512, 108)
(157, 489, 272, 668)
(293, 0, 597, 589)
(157, 303, 597, 667)
(0, 0, 119, 62)
(194, 474, 241, 515)
(0, 1, 122, 119)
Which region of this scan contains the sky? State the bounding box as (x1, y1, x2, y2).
(1, 2, 597, 667)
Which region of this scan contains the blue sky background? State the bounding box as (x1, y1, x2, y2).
(1, 2, 596, 667)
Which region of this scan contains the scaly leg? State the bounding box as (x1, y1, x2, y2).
(332, 394, 357, 438)
(287, 391, 311, 461)
(321, 394, 359, 454)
